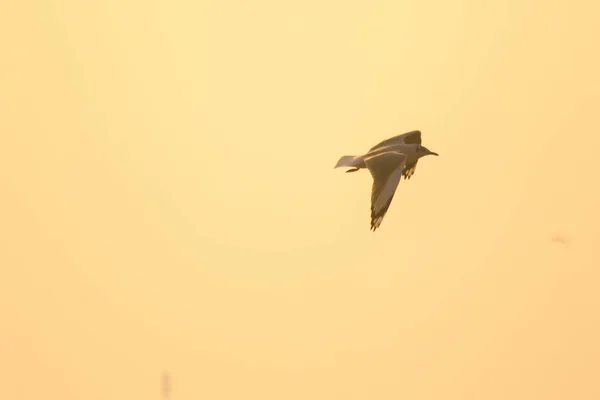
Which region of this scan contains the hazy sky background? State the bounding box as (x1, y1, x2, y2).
(1, 0, 600, 399)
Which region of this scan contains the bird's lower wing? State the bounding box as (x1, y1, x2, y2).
(364, 152, 407, 231)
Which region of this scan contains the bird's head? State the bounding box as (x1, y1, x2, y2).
(415, 145, 439, 158)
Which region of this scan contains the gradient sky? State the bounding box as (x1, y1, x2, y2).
(2, 0, 600, 399)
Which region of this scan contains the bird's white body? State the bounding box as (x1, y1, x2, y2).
(334, 130, 438, 231)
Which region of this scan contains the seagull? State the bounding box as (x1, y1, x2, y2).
(334, 130, 439, 231)
(551, 234, 568, 245)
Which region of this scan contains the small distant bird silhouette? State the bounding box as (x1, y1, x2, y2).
(551, 234, 568, 245)
(334, 130, 439, 231)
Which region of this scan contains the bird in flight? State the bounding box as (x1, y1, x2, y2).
(334, 130, 439, 231)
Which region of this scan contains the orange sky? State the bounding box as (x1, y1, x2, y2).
(1, 0, 600, 399)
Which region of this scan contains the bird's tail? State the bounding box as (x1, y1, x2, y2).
(334, 155, 360, 169)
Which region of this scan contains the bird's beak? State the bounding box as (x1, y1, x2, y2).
(429, 151, 439, 156)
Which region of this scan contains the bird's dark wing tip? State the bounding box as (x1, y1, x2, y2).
(404, 130, 422, 145)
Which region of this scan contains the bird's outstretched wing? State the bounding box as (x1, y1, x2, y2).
(369, 130, 421, 152)
(364, 151, 407, 231)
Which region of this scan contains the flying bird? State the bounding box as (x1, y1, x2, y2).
(334, 130, 438, 231)
(551, 234, 568, 245)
